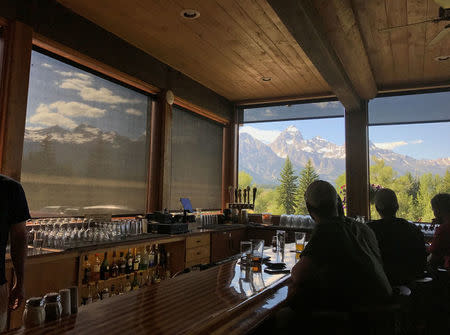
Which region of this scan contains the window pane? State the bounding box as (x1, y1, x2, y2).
(239, 117, 345, 215)
(243, 101, 344, 123)
(170, 107, 223, 210)
(369, 91, 450, 125)
(22, 50, 151, 216)
(369, 96, 450, 222)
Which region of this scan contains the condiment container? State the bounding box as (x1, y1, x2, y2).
(43, 292, 62, 322)
(69, 286, 78, 314)
(23, 297, 45, 328)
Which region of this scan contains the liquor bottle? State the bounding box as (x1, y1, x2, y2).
(100, 286, 110, 300)
(148, 245, 156, 268)
(82, 255, 91, 284)
(131, 273, 139, 291)
(119, 252, 126, 275)
(124, 275, 132, 292)
(100, 252, 110, 280)
(93, 282, 100, 302)
(126, 249, 133, 274)
(110, 284, 116, 296)
(86, 284, 93, 305)
(133, 248, 141, 272)
(92, 254, 101, 282)
(110, 251, 119, 278)
(140, 246, 149, 270)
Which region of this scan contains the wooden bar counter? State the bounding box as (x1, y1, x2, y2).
(6, 244, 297, 335)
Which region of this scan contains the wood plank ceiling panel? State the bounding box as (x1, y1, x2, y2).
(57, 0, 332, 102)
(353, 0, 450, 91)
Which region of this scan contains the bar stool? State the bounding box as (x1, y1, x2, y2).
(350, 302, 401, 335)
(411, 276, 434, 333)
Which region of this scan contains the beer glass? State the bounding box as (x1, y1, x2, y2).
(250, 239, 264, 263)
(295, 232, 306, 253)
(240, 241, 252, 265)
(276, 230, 286, 251)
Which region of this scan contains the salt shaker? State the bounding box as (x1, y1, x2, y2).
(43, 292, 62, 322)
(59, 289, 71, 317)
(23, 297, 45, 328)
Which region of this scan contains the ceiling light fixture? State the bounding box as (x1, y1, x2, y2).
(181, 9, 200, 20)
(434, 55, 450, 61)
(261, 77, 272, 82)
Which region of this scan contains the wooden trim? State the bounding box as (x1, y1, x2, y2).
(32, 33, 160, 96)
(378, 82, 450, 95)
(174, 96, 229, 125)
(235, 93, 336, 107)
(160, 93, 172, 210)
(0, 21, 32, 180)
(345, 101, 369, 218)
(266, 0, 362, 111)
(145, 99, 157, 213)
(222, 126, 233, 210)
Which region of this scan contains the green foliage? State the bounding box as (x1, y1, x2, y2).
(277, 157, 298, 214)
(295, 159, 319, 214)
(238, 171, 253, 190)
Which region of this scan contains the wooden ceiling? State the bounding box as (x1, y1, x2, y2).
(57, 0, 449, 105)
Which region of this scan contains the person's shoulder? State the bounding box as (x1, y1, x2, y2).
(367, 219, 383, 230)
(0, 174, 21, 188)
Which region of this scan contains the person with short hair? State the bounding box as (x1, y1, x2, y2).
(0, 174, 30, 332)
(368, 188, 426, 285)
(429, 193, 450, 269)
(289, 180, 392, 310)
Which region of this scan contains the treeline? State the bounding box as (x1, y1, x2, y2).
(240, 156, 450, 221)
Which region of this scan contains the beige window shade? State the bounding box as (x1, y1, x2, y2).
(170, 106, 223, 211)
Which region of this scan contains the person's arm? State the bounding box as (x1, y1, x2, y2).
(9, 221, 27, 310)
(288, 256, 317, 298)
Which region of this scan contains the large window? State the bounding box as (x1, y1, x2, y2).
(239, 101, 345, 215)
(368, 92, 450, 222)
(22, 50, 152, 216)
(170, 106, 223, 211)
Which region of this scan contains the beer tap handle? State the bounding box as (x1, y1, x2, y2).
(234, 188, 238, 204)
(246, 186, 251, 204)
(243, 189, 247, 203)
(238, 189, 242, 203)
(252, 187, 257, 206)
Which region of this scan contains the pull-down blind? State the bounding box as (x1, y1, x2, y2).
(170, 106, 223, 210)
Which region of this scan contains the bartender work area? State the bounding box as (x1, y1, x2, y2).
(0, 0, 449, 334)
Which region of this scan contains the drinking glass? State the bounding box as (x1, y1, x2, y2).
(240, 241, 252, 265)
(295, 232, 306, 253)
(271, 236, 278, 252)
(250, 239, 264, 264)
(276, 230, 286, 251)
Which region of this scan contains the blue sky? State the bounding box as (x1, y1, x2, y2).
(26, 51, 149, 139)
(240, 94, 450, 160)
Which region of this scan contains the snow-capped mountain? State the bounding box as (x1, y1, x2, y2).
(240, 127, 449, 185)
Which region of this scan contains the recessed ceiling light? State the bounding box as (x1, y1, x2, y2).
(261, 77, 272, 82)
(434, 55, 450, 62)
(181, 9, 200, 20)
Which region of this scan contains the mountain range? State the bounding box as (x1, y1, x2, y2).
(239, 126, 450, 185)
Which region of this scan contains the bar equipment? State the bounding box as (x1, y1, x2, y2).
(276, 230, 286, 251)
(295, 232, 306, 253)
(228, 185, 256, 224)
(23, 297, 45, 328)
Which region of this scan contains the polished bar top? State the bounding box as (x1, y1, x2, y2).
(7, 244, 298, 335)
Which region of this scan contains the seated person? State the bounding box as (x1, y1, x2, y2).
(289, 180, 392, 311)
(428, 193, 450, 270)
(368, 188, 426, 285)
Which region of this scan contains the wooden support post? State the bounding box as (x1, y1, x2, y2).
(0, 21, 32, 181)
(222, 114, 238, 210)
(345, 101, 369, 218)
(147, 92, 172, 212)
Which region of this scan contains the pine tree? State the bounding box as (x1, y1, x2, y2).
(295, 159, 319, 214)
(277, 157, 298, 214)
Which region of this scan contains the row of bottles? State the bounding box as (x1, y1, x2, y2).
(82, 244, 170, 285)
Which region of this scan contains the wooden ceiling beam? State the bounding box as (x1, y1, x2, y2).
(266, 0, 363, 110)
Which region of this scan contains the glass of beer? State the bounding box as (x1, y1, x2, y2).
(276, 230, 286, 251)
(250, 239, 264, 264)
(240, 241, 252, 265)
(295, 232, 306, 253)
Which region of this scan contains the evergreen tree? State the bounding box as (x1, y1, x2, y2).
(277, 157, 298, 214)
(295, 159, 319, 214)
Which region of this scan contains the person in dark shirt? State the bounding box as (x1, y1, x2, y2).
(0, 174, 30, 332)
(289, 180, 392, 311)
(429, 193, 450, 269)
(368, 188, 426, 285)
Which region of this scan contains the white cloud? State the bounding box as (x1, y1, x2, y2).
(49, 101, 106, 118)
(42, 63, 53, 68)
(30, 104, 77, 129)
(125, 108, 144, 116)
(55, 70, 91, 80)
(374, 139, 423, 150)
(240, 126, 281, 144)
(313, 101, 340, 109)
(57, 72, 139, 104)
